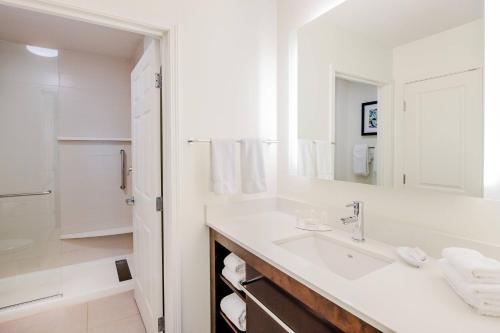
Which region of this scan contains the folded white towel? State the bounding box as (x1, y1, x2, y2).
(224, 253, 246, 274)
(298, 139, 316, 178)
(439, 259, 500, 317)
(240, 138, 267, 194)
(315, 140, 332, 180)
(442, 247, 500, 284)
(222, 266, 245, 291)
(353, 144, 369, 176)
(220, 293, 246, 331)
(210, 139, 237, 195)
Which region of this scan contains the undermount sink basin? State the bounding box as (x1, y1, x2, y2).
(275, 233, 392, 280)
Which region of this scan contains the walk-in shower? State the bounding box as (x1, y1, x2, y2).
(0, 39, 62, 308)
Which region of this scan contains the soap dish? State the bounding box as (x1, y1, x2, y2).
(397, 246, 428, 268)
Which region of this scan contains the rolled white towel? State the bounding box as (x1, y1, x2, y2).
(222, 266, 245, 291)
(224, 253, 246, 274)
(442, 247, 500, 284)
(440, 259, 500, 317)
(220, 293, 246, 331)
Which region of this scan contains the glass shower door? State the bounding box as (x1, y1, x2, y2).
(0, 40, 62, 308)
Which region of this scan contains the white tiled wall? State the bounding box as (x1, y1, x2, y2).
(57, 49, 133, 235)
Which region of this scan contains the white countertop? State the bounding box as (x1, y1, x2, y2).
(206, 198, 500, 333)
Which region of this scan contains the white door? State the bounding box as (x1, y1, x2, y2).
(131, 40, 163, 333)
(403, 69, 483, 196)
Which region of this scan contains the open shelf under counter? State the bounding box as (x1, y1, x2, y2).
(57, 137, 132, 142)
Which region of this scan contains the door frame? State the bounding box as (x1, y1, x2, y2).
(0, 1, 182, 332)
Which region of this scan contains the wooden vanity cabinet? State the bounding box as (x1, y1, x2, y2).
(210, 228, 381, 333)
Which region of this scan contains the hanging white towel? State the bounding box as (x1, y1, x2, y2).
(223, 253, 246, 274)
(240, 138, 267, 193)
(211, 139, 237, 195)
(439, 259, 500, 317)
(298, 139, 316, 177)
(220, 293, 247, 331)
(315, 140, 332, 180)
(353, 144, 369, 176)
(442, 247, 500, 284)
(222, 266, 245, 291)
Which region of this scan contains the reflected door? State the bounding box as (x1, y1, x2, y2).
(403, 69, 483, 196)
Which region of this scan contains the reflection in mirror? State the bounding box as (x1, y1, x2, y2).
(295, 0, 485, 197)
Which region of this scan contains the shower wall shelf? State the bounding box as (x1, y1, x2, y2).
(57, 137, 132, 142)
(60, 226, 133, 240)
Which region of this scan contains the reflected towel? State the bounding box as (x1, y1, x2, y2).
(440, 259, 500, 317)
(298, 139, 316, 177)
(442, 247, 500, 284)
(353, 144, 369, 176)
(315, 140, 332, 180)
(210, 139, 237, 195)
(220, 293, 246, 331)
(240, 138, 267, 193)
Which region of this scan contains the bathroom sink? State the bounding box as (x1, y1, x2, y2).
(275, 234, 392, 280)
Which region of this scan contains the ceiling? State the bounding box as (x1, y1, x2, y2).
(315, 0, 484, 47)
(0, 4, 144, 59)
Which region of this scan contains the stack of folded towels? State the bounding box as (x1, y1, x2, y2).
(222, 253, 246, 291)
(440, 247, 500, 317)
(220, 253, 247, 331)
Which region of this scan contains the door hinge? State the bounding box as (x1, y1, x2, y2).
(403, 174, 406, 185)
(155, 72, 162, 88)
(156, 196, 163, 211)
(158, 316, 165, 332)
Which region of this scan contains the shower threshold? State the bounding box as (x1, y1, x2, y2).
(0, 254, 133, 323)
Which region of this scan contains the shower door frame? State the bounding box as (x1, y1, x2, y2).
(0, 1, 182, 332)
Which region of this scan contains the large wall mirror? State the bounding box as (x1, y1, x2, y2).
(295, 0, 485, 197)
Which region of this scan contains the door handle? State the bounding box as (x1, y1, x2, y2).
(125, 197, 135, 206)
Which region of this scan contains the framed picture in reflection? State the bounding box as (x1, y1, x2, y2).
(361, 101, 378, 136)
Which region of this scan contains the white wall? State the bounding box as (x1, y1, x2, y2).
(278, 0, 500, 260)
(4, 1, 277, 332)
(57, 49, 133, 235)
(334, 78, 377, 184)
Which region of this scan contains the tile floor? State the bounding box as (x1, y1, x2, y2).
(0, 291, 145, 333)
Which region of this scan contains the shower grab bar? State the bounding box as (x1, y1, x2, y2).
(120, 149, 126, 190)
(0, 190, 52, 199)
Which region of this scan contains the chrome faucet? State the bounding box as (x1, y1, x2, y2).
(340, 201, 365, 242)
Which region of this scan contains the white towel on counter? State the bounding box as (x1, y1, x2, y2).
(210, 139, 237, 195)
(298, 139, 316, 177)
(352, 144, 369, 176)
(224, 253, 246, 274)
(315, 140, 332, 180)
(240, 138, 267, 193)
(439, 259, 500, 317)
(442, 247, 500, 284)
(222, 266, 245, 291)
(220, 293, 247, 331)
